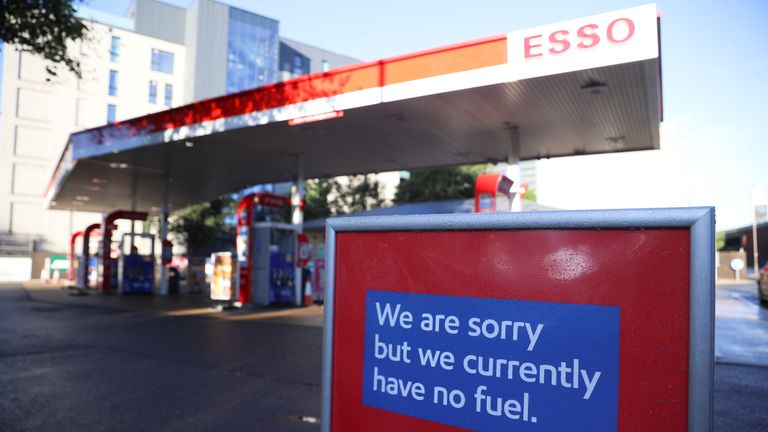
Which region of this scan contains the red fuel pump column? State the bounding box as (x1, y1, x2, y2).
(161, 239, 173, 265)
(235, 193, 293, 304)
(100, 210, 148, 293)
(296, 233, 311, 305)
(235, 194, 255, 304)
(81, 223, 101, 288)
(474, 172, 525, 212)
(67, 231, 83, 283)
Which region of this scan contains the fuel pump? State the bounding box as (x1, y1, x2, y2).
(117, 232, 156, 294)
(67, 223, 102, 291)
(235, 193, 306, 306)
(100, 210, 148, 293)
(474, 172, 526, 212)
(81, 223, 101, 289)
(161, 239, 173, 265)
(67, 230, 84, 287)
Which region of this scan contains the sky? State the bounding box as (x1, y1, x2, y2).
(81, 0, 768, 230)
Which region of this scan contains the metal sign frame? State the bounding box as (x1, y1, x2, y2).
(322, 207, 714, 431)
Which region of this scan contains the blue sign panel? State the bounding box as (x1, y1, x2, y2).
(362, 291, 619, 431)
(122, 255, 154, 294)
(269, 252, 295, 304)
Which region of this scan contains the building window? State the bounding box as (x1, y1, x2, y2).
(110, 36, 120, 62)
(108, 70, 118, 96)
(149, 80, 157, 104)
(292, 55, 306, 76)
(321, 59, 329, 72)
(107, 104, 117, 123)
(164, 83, 173, 107)
(278, 43, 309, 82)
(151, 49, 174, 74)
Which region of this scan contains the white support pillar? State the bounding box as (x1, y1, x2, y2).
(68, 210, 77, 286)
(292, 155, 305, 229)
(159, 178, 170, 296)
(753, 208, 760, 277)
(752, 184, 765, 277)
(506, 127, 522, 212)
(99, 212, 106, 290)
(292, 155, 305, 306)
(130, 173, 138, 250)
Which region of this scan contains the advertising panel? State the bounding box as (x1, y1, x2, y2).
(210, 252, 235, 301)
(187, 257, 208, 293)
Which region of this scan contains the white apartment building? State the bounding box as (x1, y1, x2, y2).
(0, 16, 186, 259)
(0, 1, 362, 280)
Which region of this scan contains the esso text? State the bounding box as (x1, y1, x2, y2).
(523, 18, 636, 59)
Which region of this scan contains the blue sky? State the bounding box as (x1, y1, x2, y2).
(65, 1, 768, 228)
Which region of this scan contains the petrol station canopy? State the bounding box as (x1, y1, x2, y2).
(46, 4, 662, 213)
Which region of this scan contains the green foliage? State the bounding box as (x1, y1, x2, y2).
(458, 163, 492, 177)
(304, 175, 385, 219)
(395, 166, 485, 204)
(523, 187, 537, 202)
(716, 231, 726, 251)
(303, 179, 333, 220)
(0, 0, 87, 77)
(169, 197, 235, 256)
(330, 174, 384, 215)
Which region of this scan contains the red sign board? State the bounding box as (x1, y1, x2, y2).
(322, 208, 714, 432)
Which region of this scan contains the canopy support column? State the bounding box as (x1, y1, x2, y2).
(81, 223, 100, 289)
(159, 179, 170, 296)
(292, 155, 305, 229)
(506, 126, 522, 212)
(292, 155, 305, 306)
(130, 173, 138, 250)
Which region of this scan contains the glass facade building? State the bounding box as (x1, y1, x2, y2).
(226, 8, 279, 93)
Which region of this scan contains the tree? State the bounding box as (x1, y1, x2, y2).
(522, 187, 537, 202)
(715, 232, 726, 251)
(303, 175, 386, 219)
(395, 166, 485, 204)
(1, 0, 87, 77)
(303, 178, 333, 220)
(169, 197, 235, 256)
(330, 174, 384, 214)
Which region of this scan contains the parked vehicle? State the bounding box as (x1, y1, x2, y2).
(759, 261, 768, 305)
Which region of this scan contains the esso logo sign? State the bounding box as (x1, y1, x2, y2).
(523, 17, 636, 59)
(507, 5, 658, 80)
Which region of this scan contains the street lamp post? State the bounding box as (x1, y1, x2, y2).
(751, 184, 766, 277)
(754, 209, 759, 277)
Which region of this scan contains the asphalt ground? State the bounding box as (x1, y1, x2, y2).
(715, 281, 768, 366)
(0, 281, 767, 431)
(713, 282, 768, 430)
(0, 283, 323, 431)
